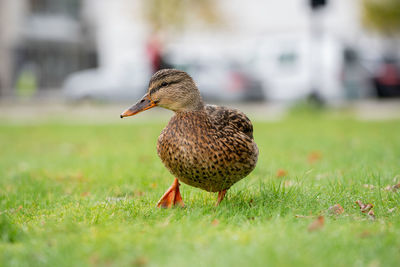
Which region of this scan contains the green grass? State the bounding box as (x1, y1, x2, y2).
(1, 112, 400, 267)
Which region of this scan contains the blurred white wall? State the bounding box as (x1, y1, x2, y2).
(83, 0, 148, 71)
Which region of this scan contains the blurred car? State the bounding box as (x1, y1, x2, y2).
(373, 57, 400, 98)
(63, 63, 151, 101)
(340, 47, 375, 99)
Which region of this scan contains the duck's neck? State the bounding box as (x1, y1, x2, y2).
(171, 107, 212, 133)
(174, 98, 205, 113)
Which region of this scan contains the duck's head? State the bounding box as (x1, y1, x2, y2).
(120, 69, 204, 118)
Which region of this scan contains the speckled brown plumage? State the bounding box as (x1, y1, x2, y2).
(157, 104, 258, 192)
(121, 69, 259, 205)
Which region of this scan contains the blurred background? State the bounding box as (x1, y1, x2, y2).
(0, 0, 400, 111)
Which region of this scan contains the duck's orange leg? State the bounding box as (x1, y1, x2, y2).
(216, 189, 227, 206)
(157, 178, 184, 208)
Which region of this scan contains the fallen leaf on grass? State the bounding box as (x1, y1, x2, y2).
(355, 200, 373, 213)
(81, 191, 90, 197)
(356, 200, 376, 220)
(308, 151, 322, 163)
(329, 204, 344, 215)
(384, 181, 400, 192)
(384, 185, 392, 191)
(132, 257, 148, 267)
(71, 172, 85, 182)
(276, 169, 288, 178)
(134, 190, 144, 197)
(359, 230, 371, 238)
(211, 219, 219, 226)
(308, 216, 324, 232)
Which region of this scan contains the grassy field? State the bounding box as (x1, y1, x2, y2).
(1, 110, 400, 267)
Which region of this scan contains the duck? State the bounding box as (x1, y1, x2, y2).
(120, 69, 258, 207)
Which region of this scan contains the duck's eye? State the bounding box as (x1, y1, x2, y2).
(161, 82, 168, 87)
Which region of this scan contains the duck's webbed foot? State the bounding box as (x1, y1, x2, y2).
(157, 178, 184, 208)
(216, 189, 227, 206)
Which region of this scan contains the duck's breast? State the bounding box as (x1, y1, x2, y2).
(157, 111, 258, 192)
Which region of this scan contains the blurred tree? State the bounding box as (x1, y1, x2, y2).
(142, 0, 222, 32)
(362, 0, 400, 36)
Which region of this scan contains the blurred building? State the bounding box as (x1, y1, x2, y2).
(165, 0, 387, 101)
(0, 0, 398, 101)
(0, 0, 97, 98)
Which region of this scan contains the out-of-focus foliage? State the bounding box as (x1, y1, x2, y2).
(362, 0, 400, 35)
(142, 0, 223, 32)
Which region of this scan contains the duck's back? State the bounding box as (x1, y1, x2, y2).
(157, 105, 258, 192)
(205, 105, 254, 139)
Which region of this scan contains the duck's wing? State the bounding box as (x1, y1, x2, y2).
(205, 105, 254, 139)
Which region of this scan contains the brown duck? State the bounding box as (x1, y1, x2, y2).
(121, 69, 258, 207)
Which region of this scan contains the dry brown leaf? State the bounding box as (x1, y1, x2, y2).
(393, 182, 400, 189)
(81, 191, 90, 197)
(383, 181, 400, 192)
(276, 169, 288, 178)
(134, 190, 144, 197)
(308, 216, 324, 232)
(329, 204, 344, 215)
(308, 151, 322, 163)
(384, 185, 392, 191)
(355, 200, 374, 213)
(132, 257, 148, 267)
(359, 230, 371, 238)
(356, 200, 376, 220)
(211, 219, 219, 226)
(71, 172, 85, 182)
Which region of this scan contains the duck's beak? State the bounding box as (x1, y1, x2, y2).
(120, 93, 157, 118)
